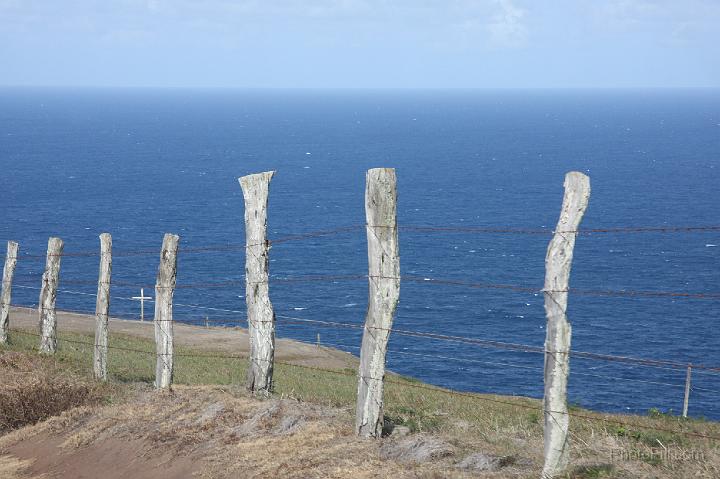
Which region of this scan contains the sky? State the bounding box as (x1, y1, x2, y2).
(1, 0, 719, 88)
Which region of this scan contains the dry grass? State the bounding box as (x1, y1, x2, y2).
(0, 455, 37, 479)
(2, 328, 720, 478)
(0, 351, 111, 434)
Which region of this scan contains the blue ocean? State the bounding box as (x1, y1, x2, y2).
(1, 88, 719, 418)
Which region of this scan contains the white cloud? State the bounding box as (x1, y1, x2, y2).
(2, 0, 717, 87)
(486, 0, 528, 47)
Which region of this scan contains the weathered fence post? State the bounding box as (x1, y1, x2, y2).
(0, 241, 19, 344)
(542, 172, 590, 478)
(356, 168, 400, 438)
(239, 171, 275, 395)
(154, 233, 179, 389)
(682, 365, 692, 418)
(39, 237, 63, 354)
(93, 233, 112, 381)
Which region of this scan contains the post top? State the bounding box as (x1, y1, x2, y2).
(367, 167, 395, 175)
(162, 233, 180, 242)
(565, 171, 590, 184)
(238, 171, 276, 185)
(47, 237, 63, 247)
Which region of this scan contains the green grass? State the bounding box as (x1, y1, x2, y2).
(1, 328, 544, 435)
(613, 425, 686, 448)
(567, 464, 615, 478)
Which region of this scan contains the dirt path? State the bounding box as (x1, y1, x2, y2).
(0, 385, 491, 479)
(4, 434, 199, 479)
(10, 306, 357, 370)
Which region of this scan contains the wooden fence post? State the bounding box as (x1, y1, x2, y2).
(39, 237, 63, 354)
(154, 233, 179, 389)
(356, 168, 400, 438)
(682, 365, 692, 418)
(93, 233, 112, 381)
(542, 172, 590, 478)
(0, 241, 19, 344)
(239, 171, 275, 395)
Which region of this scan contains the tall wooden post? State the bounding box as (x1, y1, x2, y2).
(154, 233, 179, 389)
(682, 365, 692, 418)
(239, 171, 275, 395)
(542, 172, 590, 478)
(356, 168, 400, 438)
(93, 233, 112, 381)
(0, 241, 19, 344)
(39, 237, 63, 354)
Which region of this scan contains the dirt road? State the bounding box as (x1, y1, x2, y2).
(9, 306, 357, 370)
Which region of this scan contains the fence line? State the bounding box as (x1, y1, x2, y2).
(7, 326, 720, 443)
(4, 169, 720, 477)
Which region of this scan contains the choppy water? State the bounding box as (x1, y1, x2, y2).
(1, 88, 719, 418)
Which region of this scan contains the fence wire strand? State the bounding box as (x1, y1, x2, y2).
(9, 299, 720, 374)
(11, 223, 720, 259)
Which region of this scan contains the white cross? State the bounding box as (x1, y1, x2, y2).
(131, 287, 153, 322)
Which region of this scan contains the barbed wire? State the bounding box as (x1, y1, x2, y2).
(398, 225, 720, 235)
(8, 295, 720, 374)
(338, 339, 720, 396)
(9, 223, 720, 259)
(317, 338, 720, 393)
(12, 285, 245, 316)
(13, 318, 720, 396)
(401, 275, 720, 300)
(14, 225, 363, 259)
(275, 314, 720, 373)
(11, 273, 720, 301)
(13, 303, 242, 325)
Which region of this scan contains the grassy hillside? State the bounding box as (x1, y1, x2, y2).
(2, 327, 719, 478)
